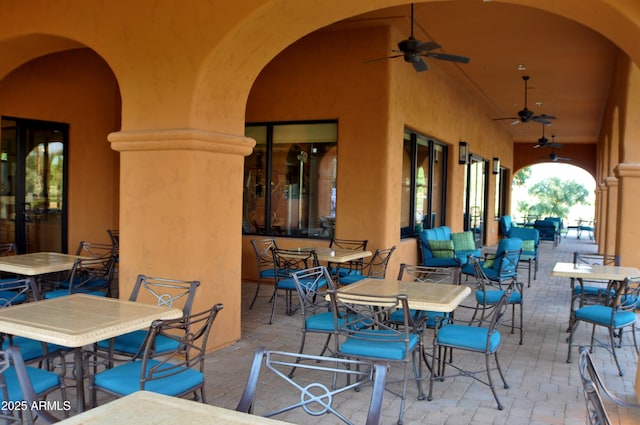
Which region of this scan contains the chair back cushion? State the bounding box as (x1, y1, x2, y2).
(451, 231, 475, 252)
(418, 226, 452, 260)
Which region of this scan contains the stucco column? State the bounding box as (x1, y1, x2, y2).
(109, 128, 254, 350)
(603, 177, 618, 254)
(614, 163, 640, 266)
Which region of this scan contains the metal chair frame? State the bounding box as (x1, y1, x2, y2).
(236, 348, 387, 425)
(269, 248, 318, 324)
(249, 238, 279, 310)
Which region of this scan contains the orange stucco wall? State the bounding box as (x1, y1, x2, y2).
(0, 49, 120, 249)
(0, 1, 638, 356)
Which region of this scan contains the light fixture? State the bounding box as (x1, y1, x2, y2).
(492, 157, 500, 174)
(459, 141, 469, 165)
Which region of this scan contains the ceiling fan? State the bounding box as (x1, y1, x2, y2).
(494, 76, 557, 125)
(533, 126, 563, 149)
(546, 149, 571, 162)
(382, 3, 470, 72)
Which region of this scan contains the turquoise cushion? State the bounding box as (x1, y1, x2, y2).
(96, 330, 179, 355)
(339, 275, 366, 285)
(0, 365, 61, 402)
(275, 278, 296, 290)
(2, 337, 65, 362)
(94, 359, 204, 397)
(0, 290, 26, 306)
(475, 289, 521, 304)
(451, 231, 476, 252)
(259, 268, 277, 279)
(339, 330, 418, 360)
(390, 309, 447, 328)
(437, 324, 501, 353)
(306, 312, 342, 332)
(429, 240, 455, 258)
(574, 305, 637, 327)
(44, 289, 107, 299)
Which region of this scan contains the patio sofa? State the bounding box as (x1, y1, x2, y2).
(418, 226, 482, 267)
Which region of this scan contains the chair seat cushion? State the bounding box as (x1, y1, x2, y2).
(275, 278, 296, 290)
(96, 330, 179, 355)
(306, 312, 342, 332)
(339, 330, 418, 360)
(574, 305, 637, 327)
(44, 289, 107, 299)
(0, 365, 61, 402)
(573, 285, 613, 296)
(339, 275, 366, 285)
(0, 290, 26, 306)
(476, 289, 521, 304)
(390, 309, 447, 328)
(259, 269, 277, 279)
(94, 359, 204, 397)
(437, 324, 501, 353)
(2, 337, 65, 362)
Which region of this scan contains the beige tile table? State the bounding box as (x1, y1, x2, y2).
(0, 294, 182, 412)
(332, 277, 471, 312)
(57, 390, 293, 424)
(0, 252, 83, 298)
(289, 247, 372, 264)
(551, 262, 640, 329)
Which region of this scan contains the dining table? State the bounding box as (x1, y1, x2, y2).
(0, 252, 83, 298)
(551, 261, 640, 330)
(289, 247, 372, 264)
(0, 294, 182, 412)
(56, 390, 293, 424)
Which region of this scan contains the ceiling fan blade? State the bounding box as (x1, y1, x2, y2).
(417, 41, 441, 52)
(411, 57, 428, 72)
(426, 52, 470, 63)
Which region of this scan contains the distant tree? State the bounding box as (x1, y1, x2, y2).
(517, 177, 589, 219)
(513, 167, 531, 187)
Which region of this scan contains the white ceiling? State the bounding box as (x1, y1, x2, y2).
(331, 1, 618, 148)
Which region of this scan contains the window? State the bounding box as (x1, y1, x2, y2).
(464, 155, 488, 246)
(243, 121, 337, 239)
(400, 129, 448, 238)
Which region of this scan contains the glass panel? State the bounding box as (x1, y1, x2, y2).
(0, 120, 17, 246)
(24, 128, 64, 252)
(431, 143, 445, 228)
(400, 135, 412, 232)
(243, 122, 337, 238)
(468, 157, 486, 246)
(415, 140, 429, 232)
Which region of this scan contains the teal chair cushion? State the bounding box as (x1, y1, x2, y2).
(339, 330, 418, 360)
(0, 290, 26, 305)
(476, 289, 521, 304)
(93, 359, 204, 397)
(390, 309, 447, 328)
(44, 289, 107, 299)
(437, 324, 501, 353)
(259, 268, 277, 278)
(306, 312, 342, 332)
(574, 305, 637, 328)
(0, 365, 61, 402)
(2, 337, 65, 362)
(96, 329, 180, 355)
(339, 275, 366, 285)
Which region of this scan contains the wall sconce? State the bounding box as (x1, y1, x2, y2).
(492, 157, 500, 174)
(458, 141, 469, 164)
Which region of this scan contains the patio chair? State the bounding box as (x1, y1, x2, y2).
(94, 274, 200, 366)
(567, 276, 640, 376)
(0, 243, 17, 257)
(338, 245, 396, 286)
(468, 256, 524, 344)
(578, 346, 640, 425)
(269, 248, 319, 324)
(89, 303, 224, 406)
(508, 227, 539, 287)
(328, 237, 368, 278)
(428, 289, 512, 410)
(0, 345, 66, 424)
(289, 266, 335, 376)
(461, 237, 522, 289)
(42, 256, 116, 299)
(76, 241, 115, 259)
(327, 289, 425, 425)
(0, 278, 66, 366)
(236, 348, 388, 425)
(572, 252, 620, 311)
(248, 238, 279, 310)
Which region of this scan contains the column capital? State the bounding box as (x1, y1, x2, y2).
(614, 162, 640, 178)
(604, 176, 619, 187)
(108, 128, 255, 156)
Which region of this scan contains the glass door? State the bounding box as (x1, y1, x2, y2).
(464, 155, 488, 247)
(0, 117, 68, 253)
